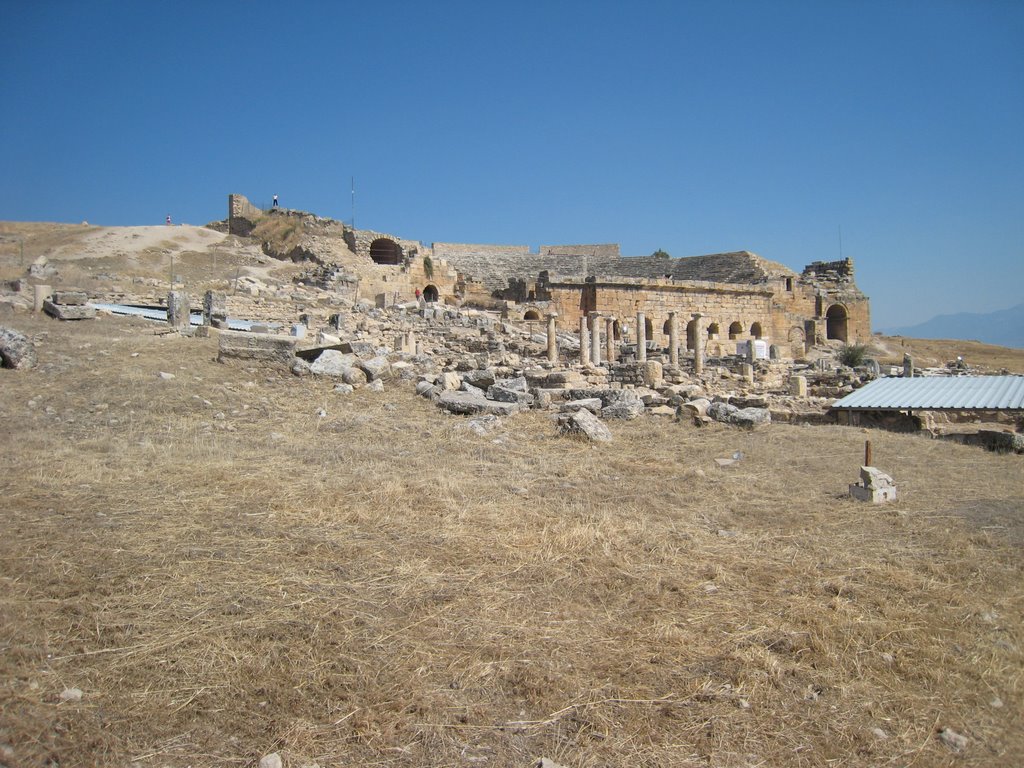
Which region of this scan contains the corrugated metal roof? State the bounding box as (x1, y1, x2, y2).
(832, 375, 1024, 410)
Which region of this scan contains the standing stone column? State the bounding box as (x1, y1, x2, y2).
(579, 316, 590, 366)
(167, 291, 191, 331)
(605, 316, 615, 364)
(636, 312, 647, 363)
(903, 354, 914, 378)
(33, 284, 51, 312)
(668, 312, 679, 366)
(693, 312, 704, 375)
(589, 312, 602, 366)
(546, 312, 558, 365)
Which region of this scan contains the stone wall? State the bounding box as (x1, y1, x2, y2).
(228, 194, 263, 235)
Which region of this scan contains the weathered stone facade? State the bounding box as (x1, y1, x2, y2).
(221, 194, 870, 358)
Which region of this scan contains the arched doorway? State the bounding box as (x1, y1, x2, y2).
(613, 320, 622, 340)
(523, 309, 541, 321)
(423, 284, 439, 303)
(728, 321, 743, 340)
(369, 238, 401, 265)
(686, 319, 697, 351)
(644, 317, 654, 341)
(826, 304, 848, 342)
(750, 322, 763, 339)
(708, 322, 720, 339)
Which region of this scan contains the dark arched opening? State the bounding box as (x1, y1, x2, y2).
(750, 322, 763, 339)
(686, 319, 697, 351)
(613, 320, 622, 340)
(826, 304, 848, 342)
(728, 321, 743, 340)
(423, 284, 439, 303)
(644, 317, 654, 341)
(523, 309, 541, 321)
(369, 238, 401, 265)
(708, 322, 719, 339)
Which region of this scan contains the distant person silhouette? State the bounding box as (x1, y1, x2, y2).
(165, 215, 171, 226)
(272, 195, 279, 208)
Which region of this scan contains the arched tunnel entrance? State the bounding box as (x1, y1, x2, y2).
(422, 284, 439, 303)
(826, 304, 849, 342)
(369, 238, 402, 265)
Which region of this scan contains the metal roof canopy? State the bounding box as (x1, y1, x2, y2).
(832, 376, 1024, 411)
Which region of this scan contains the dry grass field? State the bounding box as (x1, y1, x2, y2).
(1, 310, 1021, 767)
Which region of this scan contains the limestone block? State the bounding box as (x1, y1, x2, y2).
(560, 398, 603, 414)
(790, 376, 808, 397)
(849, 465, 897, 503)
(641, 360, 664, 388)
(437, 391, 522, 416)
(167, 291, 190, 330)
(217, 331, 296, 367)
(43, 300, 95, 320)
(488, 385, 535, 405)
(439, 372, 462, 390)
(358, 356, 392, 381)
(558, 408, 613, 443)
(341, 367, 368, 387)
(0, 326, 36, 369)
(52, 290, 88, 305)
(310, 350, 358, 376)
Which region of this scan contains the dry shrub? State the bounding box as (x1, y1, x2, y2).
(0, 312, 1021, 767)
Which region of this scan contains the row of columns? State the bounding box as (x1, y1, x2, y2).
(543, 310, 705, 371)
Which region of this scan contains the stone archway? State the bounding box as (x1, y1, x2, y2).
(686, 319, 697, 351)
(369, 238, 401, 265)
(728, 321, 743, 340)
(523, 309, 541, 321)
(423, 284, 439, 303)
(826, 304, 848, 342)
(750, 322, 763, 339)
(708, 322, 720, 339)
(644, 317, 654, 341)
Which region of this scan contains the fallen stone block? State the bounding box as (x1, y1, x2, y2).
(487, 385, 535, 405)
(310, 350, 358, 376)
(437, 391, 522, 416)
(358, 355, 391, 381)
(561, 398, 603, 414)
(0, 326, 36, 369)
(52, 290, 88, 305)
(217, 331, 296, 368)
(43, 300, 95, 320)
(558, 408, 613, 442)
(598, 397, 638, 421)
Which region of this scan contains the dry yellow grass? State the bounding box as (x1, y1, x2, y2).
(1, 310, 1022, 767)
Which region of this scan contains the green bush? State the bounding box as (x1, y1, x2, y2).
(838, 344, 869, 367)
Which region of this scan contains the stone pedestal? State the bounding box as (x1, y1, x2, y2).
(740, 362, 754, 383)
(790, 375, 808, 397)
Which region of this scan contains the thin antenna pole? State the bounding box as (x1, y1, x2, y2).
(838, 225, 844, 259)
(351, 177, 355, 229)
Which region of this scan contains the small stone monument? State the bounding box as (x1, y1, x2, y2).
(850, 466, 897, 504)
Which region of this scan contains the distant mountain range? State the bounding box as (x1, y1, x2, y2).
(879, 303, 1024, 349)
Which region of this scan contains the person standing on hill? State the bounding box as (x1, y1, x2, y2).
(272, 194, 279, 208)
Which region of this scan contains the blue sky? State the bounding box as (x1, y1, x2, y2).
(2, 0, 1022, 329)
